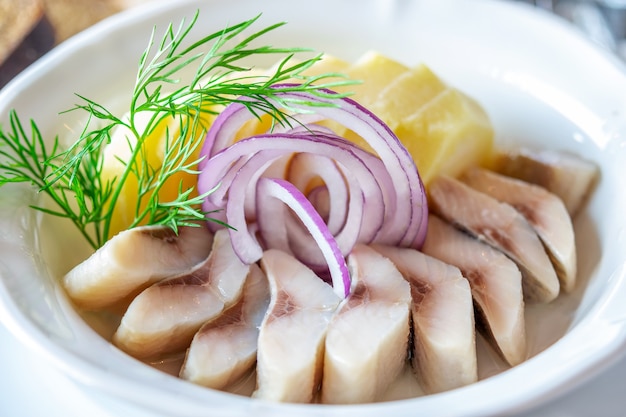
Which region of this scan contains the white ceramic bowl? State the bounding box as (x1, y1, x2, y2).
(2, 0, 626, 416)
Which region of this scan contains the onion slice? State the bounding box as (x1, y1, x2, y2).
(256, 178, 351, 298)
(197, 86, 429, 298)
(199, 87, 428, 247)
(201, 134, 386, 254)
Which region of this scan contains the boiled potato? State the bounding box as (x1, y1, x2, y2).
(339, 53, 493, 185)
(395, 88, 493, 186)
(100, 109, 213, 237)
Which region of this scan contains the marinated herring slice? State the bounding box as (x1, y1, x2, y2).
(372, 244, 477, 394)
(462, 167, 577, 292)
(63, 225, 213, 310)
(493, 148, 599, 217)
(429, 175, 559, 303)
(180, 262, 269, 390)
(321, 244, 411, 404)
(421, 215, 527, 366)
(254, 249, 341, 403)
(112, 229, 248, 359)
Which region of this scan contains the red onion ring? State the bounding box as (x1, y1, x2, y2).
(197, 87, 429, 298)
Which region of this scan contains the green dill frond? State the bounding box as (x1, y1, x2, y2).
(0, 11, 356, 249)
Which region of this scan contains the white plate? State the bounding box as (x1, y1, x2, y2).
(2, 0, 626, 416)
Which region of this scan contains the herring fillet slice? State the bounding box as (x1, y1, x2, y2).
(493, 148, 599, 217)
(63, 225, 213, 309)
(180, 263, 269, 389)
(462, 167, 577, 292)
(422, 215, 527, 366)
(372, 244, 477, 394)
(429, 175, 559, 303)
(321, 245, 411, 404)
(112, 229, 248, 359)
(254, 249, 341, 403)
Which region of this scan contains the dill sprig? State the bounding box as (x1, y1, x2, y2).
(0, 12, 354, 249)
(0, 111, 111, 248)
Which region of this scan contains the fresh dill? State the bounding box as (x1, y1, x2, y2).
(0, 11, 354, 249)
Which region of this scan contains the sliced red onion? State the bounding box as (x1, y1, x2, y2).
(200, 133, 386, 245)
(208, 134, 383, 266)
(198, 88, 427, 248)
(269, 88, 427, 247)
(306, 185, 331, 221)
(287, 153, 349, 235)
(225, 150, 286, 263)
(283, 157, 365, 268)
(197, 86, 429, 298)
(256, 177, 351, 298)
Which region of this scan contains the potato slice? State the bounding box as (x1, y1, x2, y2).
(367, 64, 447, 131)
(395, 88, 493, 186)
(342, 51, 409, 106)
(344, 63, 447, 152)
(101, 110, 213, 237)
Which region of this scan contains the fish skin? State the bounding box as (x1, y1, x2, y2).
(180, 263, 269, 390)
(461, 167, 577, 293)
(422, 214, 527, 366)
(429, 175, 560, 303)
(63, 225, 213, 310)
(112, 229, 248, 359)
(254, 249, 340, 403)
(372, 244, 477, 394)
(321, 244, 411, 404)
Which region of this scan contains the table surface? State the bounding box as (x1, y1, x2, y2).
(1, 321, 625, 417)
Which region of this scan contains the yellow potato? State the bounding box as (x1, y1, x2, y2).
(368, 64, 447, 130)
(395, 88, 494, 186)
(302, 54, 351, 78)
(234, 52, 408, 139)
(235, 53, 353, 139)
(336, 54, 493, 186)
(343, 63, 448, 153)
(100, 109, 213, 238)
(342, 51, 409, 105)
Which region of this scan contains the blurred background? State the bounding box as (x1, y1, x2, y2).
(518, 0, 626, 57)
(0, 0, 155, 87)
(1, 0, 626, 87)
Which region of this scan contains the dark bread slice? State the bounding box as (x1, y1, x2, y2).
(0, 0, 45, 64)
(42, 0, 120, 42)
(0, 0, 149, 88)
(0, 0, 57, 88)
